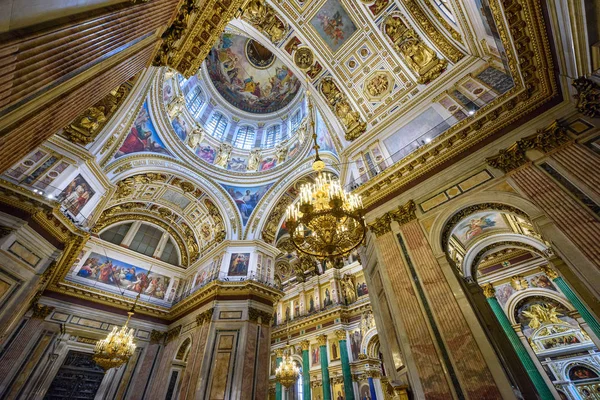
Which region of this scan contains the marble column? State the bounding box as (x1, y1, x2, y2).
(551, 142, 600, 199)
(367, 377, 377, 400)
(300, 340, 311, 400)
(481, 284, 554, 399)
(317, 334, 332, 400)
(0, 0, 179, 172)
(334, 330, 355, 400)
(276, 348, 283, 400)
(541, 266, 600, 340)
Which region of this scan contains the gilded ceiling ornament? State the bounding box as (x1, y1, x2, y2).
(294, 47, 314, 70)
(365, 72, 391, 99)
(63, 83, 130, 146)
(383, 15, 447, 84)
(522, 304, 562, 329)
(540, 265, 558, 280)
(242, 0, 288, 44)
(319, 77, 367, 141)
(572, 77, 600, 118)
(510, 275, 529, 291)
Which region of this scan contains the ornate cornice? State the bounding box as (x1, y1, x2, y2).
(30, 303, 54, 319)
(487, 120, 571, 173)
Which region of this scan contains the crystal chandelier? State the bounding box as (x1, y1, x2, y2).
(275, 350, 300, 388)
(93, 305, 137, 370)
(285, 92, 366, 260)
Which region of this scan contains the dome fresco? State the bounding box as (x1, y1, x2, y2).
(205, 33, 302, 114)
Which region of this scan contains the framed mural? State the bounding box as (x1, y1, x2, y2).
(311, 343, 320, 366)
(114, 102, 172, 159)
(171, 115, 190, 141)
(227, 156, 248, 172)
(222, 184, 272, 225)
(349, 329, 362, 360)
(330, 341, 340, 360)
(332, 382, 345, 400)
(259, 157, 277, 171)
(452, 211, 510, 246)
(310, 0, 357, 53)
(58, 174, 95, 215)
(196, 143, 217, 163)
(228, 253, 250, 276)
(73, 252, 170, 300)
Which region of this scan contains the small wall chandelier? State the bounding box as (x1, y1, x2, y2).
(93, 294, 139, 370)
(285, 91, 366, 260)
(275, 349, 300, 388)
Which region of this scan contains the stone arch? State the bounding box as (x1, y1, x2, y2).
(175, 337, 192, 361)
(505, 290, 574, 325)
(360, 328, 379, 358)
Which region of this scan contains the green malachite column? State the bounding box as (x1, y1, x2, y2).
(300, 340, 311, 400)
(482, 284, 554, 399)
(276, 349, 283, 400)
(334, 330, 355, 400)
(317, 335, 332, 400)
(542, 266, 600, 339)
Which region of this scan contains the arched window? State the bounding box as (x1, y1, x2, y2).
(129, 224, 164, 257)
(234, 125, 256, 150)
(186, 86, 205, 119)
(206, 112, 228, 140)
(160, 238, 180, 265)
(296, 362, 303, 399)
(100, 223, 132, 245)
(290, 109, 302, 132)
(264, 125, 281, 148)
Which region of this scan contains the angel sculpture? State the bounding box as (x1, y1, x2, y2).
(522, 303, 562, 329)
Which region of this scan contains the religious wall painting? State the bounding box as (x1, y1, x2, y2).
(227, 156, 248, 172)
(167, 278, 179, 302)
(333, 382, 345, 400)
(349, 329, 362, 360)
(171, 115, 190, 141)
(356, 279, 369, 297)
(493, 283, 515, 306)
(259, 156, 277, 171)
(529, 273, 557, 291)
(270, 354, 277, 376)
(222, 183, 273, 226)
(58, 174, 95, 216)
(359, 382, 373, 400)
(330, 341, 340, 361)
(72, 252, 170, 300)
(321, 285, 333, 308)
(205, 34, 302, 114)
(196, 142, 217, 164)
(452, 211, 509, 246)
(569, 365, 599, 381)
(312, 386, 324, 400)
(163, 78, 175, 103)
(310, 0, 357, 53)
(114, 102, 172, 159)
(194, 268, 209, 288)
(315, 110, 336, 154)
(311, 344, 320, 366)
(228, 253, 250, 276)
(288, 140, 300, 159)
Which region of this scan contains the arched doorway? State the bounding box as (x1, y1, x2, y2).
(441, 204, 600, 399)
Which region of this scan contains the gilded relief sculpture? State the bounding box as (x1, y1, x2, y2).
(187, 125, 204, 148)
(243, 0, 288, 44)
(214, 143, 233, 167)
(320, 77, 367, 141)
(383, 15, 447, 84)
(247, 148, 262, 171)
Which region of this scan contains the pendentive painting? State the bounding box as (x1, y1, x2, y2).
(451, 211, 509, 246)
(222, 183, 272, 225)
(310, 0, 357, 53)
(114, 101, 172, 159)
(72, 252, 170, 300)
(205, 33, 301, 114)
(58, 174, 95, 215)
(228, 253, 250, 276)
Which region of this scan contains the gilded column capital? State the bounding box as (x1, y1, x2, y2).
(300, 340, 310, 351)
(150, 330, 166, 344)
(196, 308, 214, 325)
(334, 329, 347, 341)
(486, 143, 528, 173)
(540, 265, 559, 280)
(248, 307, 272, 324)
(481, 283, 496, 299)
(30, 303, 54, 319)
(316, 334, 328, 346)
(366, 370, 381, 379)
(368, 213, 392, 237)
(166, 325, 182, 343)
(391, 200, 416, 225)
(573, 77, 600, 118)
(275, 348, 284, 357)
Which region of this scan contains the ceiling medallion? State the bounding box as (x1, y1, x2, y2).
(285, 92, 366, 260)
(294, 47, 314, 70)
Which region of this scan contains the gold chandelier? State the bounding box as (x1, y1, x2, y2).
(93, 291, 139, 371)
(285, 92, 366, 260)
(275, 350, 300, 388)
